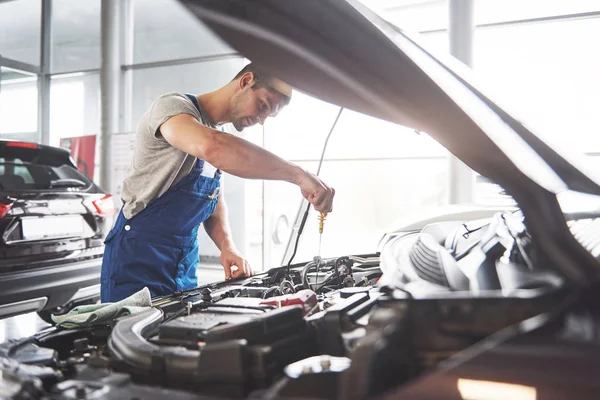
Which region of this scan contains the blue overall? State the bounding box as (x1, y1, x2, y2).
(100, 94, 221, 302)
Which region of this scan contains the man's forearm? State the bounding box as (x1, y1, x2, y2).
(204, 198, 235, 251)
(204, 132, 305, 184)
(161, 115, 305, 184)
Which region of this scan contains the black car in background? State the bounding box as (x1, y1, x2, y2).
(0, 140, 114, 321)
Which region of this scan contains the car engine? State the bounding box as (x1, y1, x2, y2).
(0, 211, 571, 399)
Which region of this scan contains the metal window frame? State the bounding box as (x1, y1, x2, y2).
(121, 0, 134, 134)
(2, 1, 594, 145)
(0, 57, 39, 139)
(121, 52, 242, 71)
(38, 0, 52, 145)
(0, 56, 41, 75)
(447, 0, 475, 205)
(0, 0, 53, 144)
(50, 68, 101, 78)
(99, 0, 122, 192)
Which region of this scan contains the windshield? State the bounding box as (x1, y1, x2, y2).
(0, 158, 92, 192)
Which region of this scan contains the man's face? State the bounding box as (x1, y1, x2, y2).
(230, 75, 288, 131)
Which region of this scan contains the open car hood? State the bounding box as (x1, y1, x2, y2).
(182, 0, 600, 195)
(181, 0, 600, 283)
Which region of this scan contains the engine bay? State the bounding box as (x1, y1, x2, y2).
(0, 211, 572, 399)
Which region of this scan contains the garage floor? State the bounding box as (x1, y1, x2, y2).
(0, 265, 226, 342)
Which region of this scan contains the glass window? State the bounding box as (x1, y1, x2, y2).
(0, 162, 92, 192)
(128, 58, 246, 131)
(261, 89, 450, 267)
(51, 0, 101, 73)
(49, 73, 101, 147)
(359, 0, 448, 33)
(419, 31, 450, 55)
(132, 0, 234, 64)
(14, 164, 35, 184)
(0, 146, 94, 192)
(264, 92, 446, 162)
(263, 92, 342, 161)
(0, 0, 41, 66)
(241, 125, 265, 270)
(0, 68, 38, 138)
(473, 17, 600, 154)
(264, 158, 448, 268)
(475, 0, 600, 25)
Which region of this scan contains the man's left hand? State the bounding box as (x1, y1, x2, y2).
(220, 248, 253, 280)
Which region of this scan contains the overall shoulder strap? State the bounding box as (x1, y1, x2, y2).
(184, 93, 220, 177)
(185, 93, 201, 113)
(164, 94, 200, 190)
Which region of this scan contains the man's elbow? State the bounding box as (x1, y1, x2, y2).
(206, 203, 224, 222)
(186, 132, 216, 163)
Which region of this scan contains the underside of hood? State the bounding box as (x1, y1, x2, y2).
(182, 0, 600, 196)
(181, 0, 600, 284)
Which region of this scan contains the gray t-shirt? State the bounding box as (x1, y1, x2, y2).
(121, 92, 216, 219)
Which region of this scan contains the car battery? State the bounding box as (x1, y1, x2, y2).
(158, 298, 319, 391)
(159, 298, 304, 345)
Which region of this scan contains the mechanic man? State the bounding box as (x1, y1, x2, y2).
(100, 63, 335, 302)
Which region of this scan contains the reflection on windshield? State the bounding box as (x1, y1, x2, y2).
(0, 162, 92, 192)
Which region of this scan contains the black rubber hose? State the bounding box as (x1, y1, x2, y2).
(334, 257, 347, 285)
(262, 286, 281, 299)
(302, 260, 318, 289)
(107, 308, 203, 379)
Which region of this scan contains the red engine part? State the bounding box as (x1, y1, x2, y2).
(260, 289, 318, 316)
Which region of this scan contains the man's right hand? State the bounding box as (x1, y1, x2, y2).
(297, 170, 335, 213)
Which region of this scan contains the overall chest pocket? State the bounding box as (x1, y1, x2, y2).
(160, 186, 220, 234)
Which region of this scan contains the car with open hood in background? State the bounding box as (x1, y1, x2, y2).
(1, 1, 600, 399)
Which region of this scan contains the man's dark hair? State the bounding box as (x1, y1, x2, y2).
(233, 63, 291, 104)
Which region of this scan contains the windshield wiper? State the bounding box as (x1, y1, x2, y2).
(48, 179, 87, 188)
